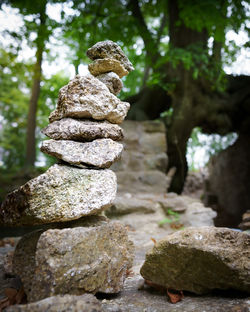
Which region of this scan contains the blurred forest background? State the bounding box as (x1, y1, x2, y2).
(0, 0, 249, 199)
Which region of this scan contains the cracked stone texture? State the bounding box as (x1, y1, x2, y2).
(42, 118, 124, 141)
(96, 72, 123, 95)
(88, 58, 128, 78)
(49, 75, 130, 124)
(6, 294, 103, 312)
(41, 139, 123, 169)
(0, 164, 117, 226)
(140, 227, 250, 294)
(86, 40, 134, 72)
(12, 218, 134, 302)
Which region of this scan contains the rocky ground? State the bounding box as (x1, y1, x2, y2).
(1, 202, 249, 312)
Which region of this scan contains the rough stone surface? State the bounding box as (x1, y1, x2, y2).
(96, 72, 123, 95)
(6, 294, 102, 312)
(49, 75, 130, 124)
(106, 195, 160, 216)
(111, 120, 169, 195)
(88, 58, 128, 78)
(41, 139, 123, 169)
(115, 171, 169, 194)
(87, 40, 134, 72)
(204, 134, 250, 227)
(42, 118, 124, 141)
(0, 164, 117, 225)
(140, 227, 250, 294)
(12, 219, 134, 302)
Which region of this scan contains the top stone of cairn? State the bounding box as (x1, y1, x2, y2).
(86, 40, 134, 73)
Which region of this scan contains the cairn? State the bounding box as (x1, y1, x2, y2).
(0, 41, 134, 302)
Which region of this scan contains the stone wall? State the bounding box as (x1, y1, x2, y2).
(111, 120, 170, 194)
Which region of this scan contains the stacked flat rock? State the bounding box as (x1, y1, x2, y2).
(0, 40, 134, 303)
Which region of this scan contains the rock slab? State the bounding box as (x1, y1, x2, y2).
(49, 75, 130, 124)
(42, 118, 124, 141)
(6, 294, 102, 312)
(12, 218, 134, 302)
(86, 40, 134, 72)
(140, 227, 250, 294)
(41, 139, 123, 169)
(88, 58, 128, 78)
(0, 164, 117, 225)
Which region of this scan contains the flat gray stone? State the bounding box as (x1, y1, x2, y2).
(86, 40, 134, 72)
(42, 118, 124, 141)
(41, 139, 123, 169)
(88, 58, 128, 78)
(0, 164, 117, 225)
(49, 75, 130, 124)
(96, 72, 123, 95)
(12, 219, 134, 302)
(140, 227, 250, 294)
(6, 294, 102, 312)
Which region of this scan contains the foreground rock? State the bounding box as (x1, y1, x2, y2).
(12, 218, 134, 302)
(49, 75, 130, 124)
(41, 139, 123, 169)
(140, 227, 250, 294)
(42, 118, 124, 141)
(6, 294, 102, 312)
(96, 72, 123, 95)
(86, 40, 134, 72)
(0, 164, 116, 225)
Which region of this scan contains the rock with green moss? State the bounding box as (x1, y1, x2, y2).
(12, 217, 134, 302)
(0, 164, 117, 226)
(140, 227, 250, 294)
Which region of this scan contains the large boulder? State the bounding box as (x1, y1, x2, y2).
(41, 139, 123, 169)
(12, 217, 134, 302)
(6, 294, 102, 312)
(140, 227, 250, 294)
(49, 75, 130, 124)
(86, 40, 134, 72)
(0, 164, 117, 225)
(42, 118, 124, 142)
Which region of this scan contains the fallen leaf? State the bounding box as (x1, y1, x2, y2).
(167, 288, 184, 304)
(15, 287, 26, 304)
(0, 297, 10, 312)
(150, 238, 157, 244)
(170, 223, 184, 230)
(5, 288, 18, 305)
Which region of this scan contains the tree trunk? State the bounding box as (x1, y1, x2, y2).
(25, 9, 46, 168)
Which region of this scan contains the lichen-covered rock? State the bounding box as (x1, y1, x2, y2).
(42, 118, 124, 141)
(41, 139, 123, 169)
(49, 75, 130, 124)
(96, 72, 123, 95)
(140, 227, 250, 294)
(0, 164, 117, 225)
(88, 58, 128, 78)
(6, 294, 103, 312)
(86, 40, 134, 72)
(12, 218, 134, 302)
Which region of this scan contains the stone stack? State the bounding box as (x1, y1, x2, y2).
(0, 41, 134, 302)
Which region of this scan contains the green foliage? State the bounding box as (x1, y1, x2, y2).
(187, 127, 238, 169)
(158, 209, 181, 227)
(0, 47, 31, 169)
